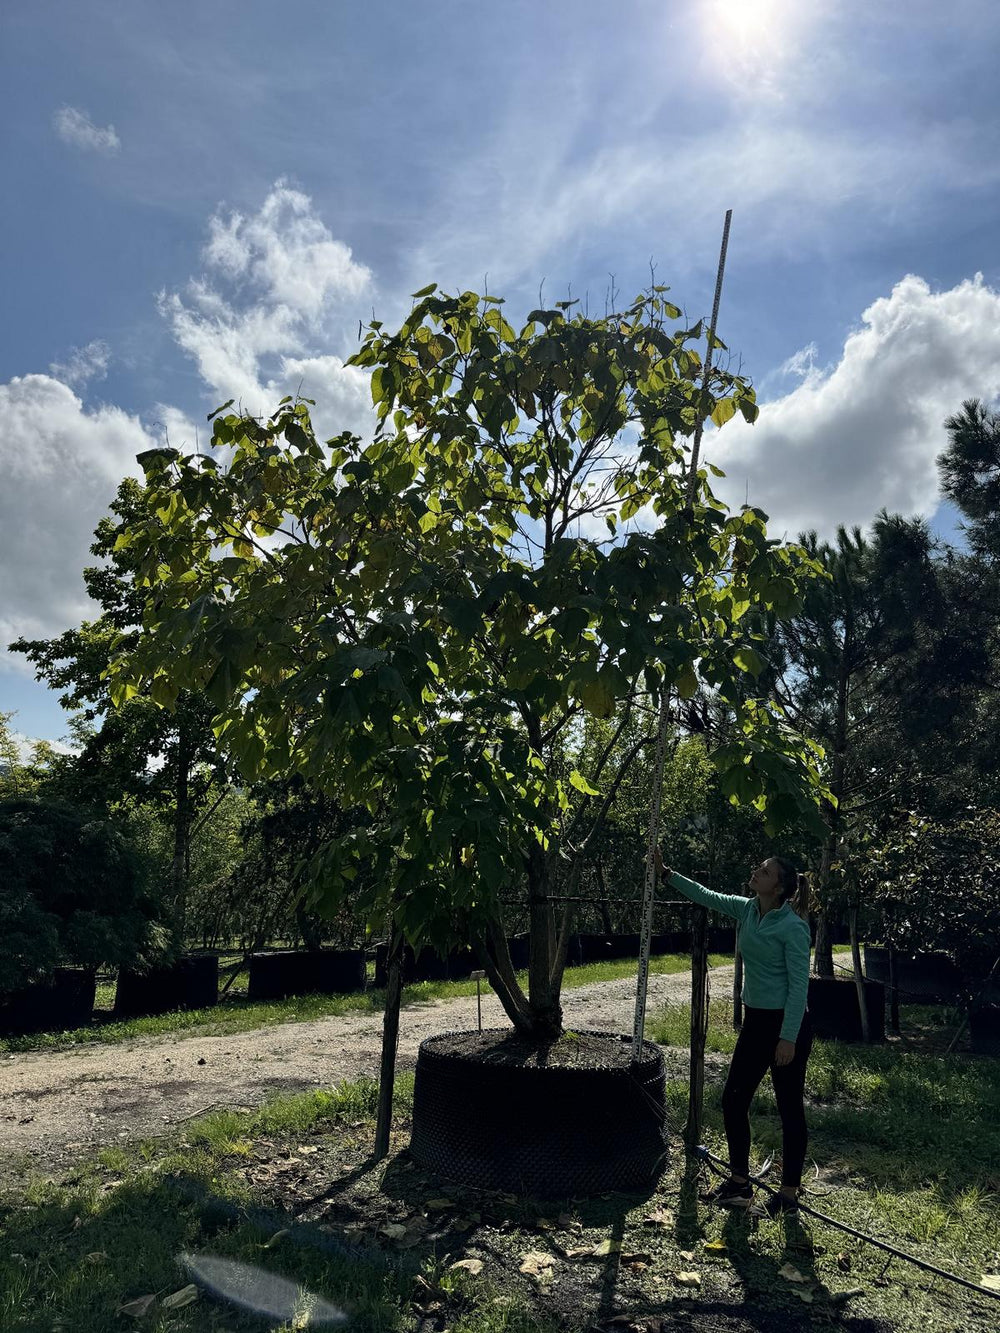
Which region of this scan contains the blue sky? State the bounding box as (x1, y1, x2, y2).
(3, 0, 1000, 746)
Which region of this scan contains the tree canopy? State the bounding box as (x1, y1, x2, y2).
(106, 283, 832, 1036)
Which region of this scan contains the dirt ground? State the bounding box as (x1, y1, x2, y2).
(0, 964, 734, 1184)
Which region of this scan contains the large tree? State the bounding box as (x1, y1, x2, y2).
(107, 283, 831, 1039)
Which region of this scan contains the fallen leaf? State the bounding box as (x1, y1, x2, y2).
(704, 1240, 728, 1255)
(675, 1271, 701, 1287)
(118, 1294, 156, 1319)
(260, 1229, 290, 1249)
(519, 1250, 557, 1277)
(563, 1247, 596, 1261)
(380, 1223, 408, 1239)
(297, 1145, 318, 1155)
(779, 1262, 807, 1284)
(981, 1275, 1000, 1292)
(534, 1216, 555, 1230)
(793, 1288, 815, 1304)
(622, 1252, 652, 1265)
(643, 1207, 674, 1228)
(627, 1261, 650, 1273)
(83, 1252, 107, 1264)
(591, 1238, 622, 1258)
(161, 1285, 198, 1310)
(679, 1250, 696, 1262)
(450, 1258, 484, 1275)
(425, 1198, 455, 1211)
(836, 1252, 852, 1272)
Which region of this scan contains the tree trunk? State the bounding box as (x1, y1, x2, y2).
(849, 904, 871, 1043)
(595, 859, 614, 936)
(171, 719, 193, 945)
(526, 840, 562, 1040)
(815, 635, 851, 979)
(375, 922, 404, 1161)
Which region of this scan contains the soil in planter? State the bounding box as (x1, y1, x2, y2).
(435, 1029, 644, 1069)
(115, 955, 219, 1019)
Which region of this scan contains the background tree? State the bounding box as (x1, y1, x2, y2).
(11, 479, 228, 940)
(760, 512, 991, 974)
(0, 796, 166, 993)
(108, 283, 831, 1040)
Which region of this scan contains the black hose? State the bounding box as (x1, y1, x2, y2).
(695, 1145, 1000, 1304)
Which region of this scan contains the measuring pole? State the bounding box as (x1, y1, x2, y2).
(685, 212, 734, 1146)
(632, 209, 734, 1064)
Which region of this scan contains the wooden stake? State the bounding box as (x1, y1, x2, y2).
(374, 921, 404, 1161)
(684, 906, 709, 1148)
(849, 905, 870, 1044)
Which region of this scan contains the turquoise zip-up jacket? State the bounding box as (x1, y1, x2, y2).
(668, 870, 811, 1044)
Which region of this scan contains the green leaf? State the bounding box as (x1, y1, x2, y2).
(411, 282, 438, 298)
(710, 397, 736, 428)
(675, 665, 698, 699)
(207, 399, 235, 421)
(569, 770, 600, 797)
(732, 647, 764, 677)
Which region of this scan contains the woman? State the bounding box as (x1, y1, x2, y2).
(653, 850, 813, 1217)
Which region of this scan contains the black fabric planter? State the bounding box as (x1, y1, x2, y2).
(0, 968, 96, 1036)
(808, 977, 885, 1043)
(410, 1028, 668, 1199)
(706, 926, 736, 952)
(373, 944, 468, 988)
(309, 949, 367, 995)
(115, 954, 219, 1018)
(969, 1005, 1000, 1055)
(862, 947, 961, 1003)
(248, 949, 365, 1001)
(505, 935, 531, 971)
(651, 930, 689, 955)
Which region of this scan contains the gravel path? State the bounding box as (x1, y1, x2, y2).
(0, 964, 734, 1176)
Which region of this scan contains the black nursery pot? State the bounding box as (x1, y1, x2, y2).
(114, 954, 219, 1018)
(969, 1005, 1000, 1055)
(0, 968, 96, 1036)
(862, 946, 961, 1004)
(248, 948, 365, 1001)
(410, 1028, 668, 1199)
(807, 977, 885, 1043)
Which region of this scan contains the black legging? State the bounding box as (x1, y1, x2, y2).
(721, 1005, 813, 1188)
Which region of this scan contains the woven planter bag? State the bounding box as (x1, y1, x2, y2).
(409, 1028, 669, 1199)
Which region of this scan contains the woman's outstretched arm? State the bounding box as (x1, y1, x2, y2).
(655, 852, 752, 924)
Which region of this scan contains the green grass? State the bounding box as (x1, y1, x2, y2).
(0, 951, 735, 1055)
(4, 1040, 1000, 1333)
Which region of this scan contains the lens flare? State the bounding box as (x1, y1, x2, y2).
(180, 1252, 347, 1326)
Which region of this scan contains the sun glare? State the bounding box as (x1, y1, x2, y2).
(702, 0, 804, 96)
(710, 0, 783, 44)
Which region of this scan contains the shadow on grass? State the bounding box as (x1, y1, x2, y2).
(0, 1167, 412, 1333)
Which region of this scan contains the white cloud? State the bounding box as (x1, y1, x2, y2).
(0, 375, 154, 659)
(160, 181, 376, 436)
(49, 339, 111, 388)
(53, 106, 121, 154)
(705, 274, 1000, 540)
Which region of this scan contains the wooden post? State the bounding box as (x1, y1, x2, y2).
(849, 905, 870, 1044)
(685, 905, 709, 1148)
(374, 922, 404, 1161)
(732, 932, 743, 1031)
